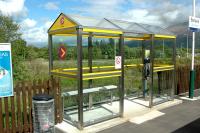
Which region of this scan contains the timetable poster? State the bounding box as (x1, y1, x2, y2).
(0, 44, 13, 97)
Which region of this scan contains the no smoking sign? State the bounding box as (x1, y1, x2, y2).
(115, 56, 121, 69)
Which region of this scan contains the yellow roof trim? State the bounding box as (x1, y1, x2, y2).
(154, 34, 176, 39)
(49, 27, 76, 35)
(125, 37, 144, 41)
(53, 33, 144, 40)
(83, 28, 123, 34)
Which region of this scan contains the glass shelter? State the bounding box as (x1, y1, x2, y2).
(48, 13, 176, 129)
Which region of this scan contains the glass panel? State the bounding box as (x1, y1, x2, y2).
(96, 19, 120, 29)
(124, 40, 149, 106)
(107, 19, 149, 34)
(108, 19, 132, 29)
(82, 37, 120, 126)
(138, 23, 173, 35)
(52, 35, 79, 127)
(62, 78, 79, 126)
(68, 15, 101, 27)
(127, 23, 150, 34)
(68, 14, 173, 36)
(83, 78, 120, 126)
(68, 15, 120, 30)
(52, 36, 77, 69)
(152, 39, 174, 105)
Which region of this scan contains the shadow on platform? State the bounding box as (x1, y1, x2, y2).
(172, 117, 200, 133)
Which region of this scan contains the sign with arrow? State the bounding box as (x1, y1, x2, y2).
(58, 45, 66, 60)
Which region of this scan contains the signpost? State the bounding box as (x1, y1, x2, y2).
(0, 43, 13, 97)
(115, 56, 121, 69)
(58, 45, 67, 60)
(189, 16, 200, 31)
(188, 0, 200, 98)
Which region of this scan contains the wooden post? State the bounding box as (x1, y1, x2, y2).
(11, 96, 16, 133)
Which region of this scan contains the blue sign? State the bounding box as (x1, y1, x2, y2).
(189, 27, 199, 32)
(0, 43, 13, 97)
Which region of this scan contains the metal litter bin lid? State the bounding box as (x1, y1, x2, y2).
(33, 94, 53, 101)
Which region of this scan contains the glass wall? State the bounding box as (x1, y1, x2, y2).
(152, 39, 175, 105)
(82, 37, 121, 126)
(52, 36, 79, 126)
(53, 36, 123, 127)
(124, 40, 144, 98)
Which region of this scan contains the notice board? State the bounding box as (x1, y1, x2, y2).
(0, 43, 13, 97)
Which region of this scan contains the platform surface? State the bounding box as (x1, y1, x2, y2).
(55, 98, 182, 133)
(100, 100, 200, 133)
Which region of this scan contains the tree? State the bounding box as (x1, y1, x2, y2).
(0, 15, 21, 42)
(26, 45, 38, 60)
(0, 15, 29, 82)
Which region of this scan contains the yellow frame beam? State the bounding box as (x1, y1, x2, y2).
(154, 34, 176, 39)
(53, 64, 174, 72)
(83, 75, 120, 80)
(83, 70, 121, 76)
(83, 28, 123, 34)
(51, 64, 175, 80)
(154, 68, 174, 72)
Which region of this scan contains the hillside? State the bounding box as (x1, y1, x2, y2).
(167, 22, 200, 48)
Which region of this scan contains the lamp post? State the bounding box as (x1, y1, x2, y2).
(189, 0, 196, 98)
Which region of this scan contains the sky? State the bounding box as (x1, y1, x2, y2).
(0, 0, 200, 47)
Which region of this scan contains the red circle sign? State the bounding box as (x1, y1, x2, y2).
(58, 46, 66, 60)
(60, 16, 64, 25)
(116, 57, 121, 64)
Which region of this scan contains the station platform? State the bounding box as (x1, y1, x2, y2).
(55, 97, 182, 133)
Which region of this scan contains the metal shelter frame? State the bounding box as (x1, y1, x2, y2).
(48, 13, 176, 129)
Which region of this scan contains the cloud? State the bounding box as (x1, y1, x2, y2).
(21, 21, 53, 46)
(17, 0, 200, 46)
(20, 18, 76, 46)
(144, 1, 189, 26)
(20, 18, 37, 29)
(76, 0, 125, 19)
(0, 0, 27, 17)
(44, 21, 53, 28)
(44, 2, 59, 10)
(125, 9, 162, 25)
(74, 0, 200, 27)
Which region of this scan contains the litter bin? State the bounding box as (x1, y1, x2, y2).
(32, 94, 55, 133)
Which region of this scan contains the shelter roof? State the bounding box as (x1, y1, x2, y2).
(48, 13, 175, 39)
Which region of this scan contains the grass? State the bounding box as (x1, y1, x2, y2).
(24, 57, 200, 107)
(24, 57, 200, 90)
